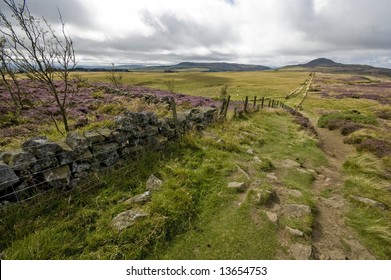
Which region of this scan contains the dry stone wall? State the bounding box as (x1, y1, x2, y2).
(0, 107, 217, 206)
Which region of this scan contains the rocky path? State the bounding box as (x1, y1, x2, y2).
(309, 120, 375, 259)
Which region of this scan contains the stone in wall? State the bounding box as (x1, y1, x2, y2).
(84, 130, 105, 144)
(22, 136, 62, 159)
(43, 165, 71, 188)
(65, 131, 90, 153)
(32, 157, 59, 173)
(92, 142, 119, 167)
(97, 128, 113, 139)
(112, 130, 132, 147)
(158, 119, 176, 139)
(2, 150, 36, 171)
(0, 162, 19, 192)
(57, 141, 78, 165)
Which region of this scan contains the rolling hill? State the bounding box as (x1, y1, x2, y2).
(143, 62, 271, 72)
(282, 58, 391, 77)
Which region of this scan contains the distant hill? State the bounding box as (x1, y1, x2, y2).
(74, 62, 271, 72)
(282, 58, 391, 77)
(301, 58, 341, 67)
(144, 62, 271, 72)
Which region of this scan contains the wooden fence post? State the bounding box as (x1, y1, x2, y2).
(169, 97, 179, 137)
(244, 96, 249, 112)
(220, 99, 227, 116)
(268, 99, 271, 108)
(253, 96, 257, 109)
(261, 97, 264, 109)
(224, 95, 231, 118)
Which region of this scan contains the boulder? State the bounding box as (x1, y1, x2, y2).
(248, 189, 275, 205)
(282, 204, 311, 218)
(282, 159, 301, 168)
(22, 136, 62, 159)
(264, 211, 278, 225)
(287, 189, 303, 197)
(266, 173, 278, 180)
(350, 195, 387, 210)
(124, 191, 151, 204)
(111, 209, 148, 231)
(146, 174, 163, 192)
(0, 162, 19, 191)
(290, 243, 313, 260)
(286, 226, 304, 237)
(227, 182, 246, 192)
(43, 165, 71, 188)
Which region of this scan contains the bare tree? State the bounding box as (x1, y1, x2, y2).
(109, 63, 123, 89)
(0, 37, 27, 109)
(0, 0, 76, 133)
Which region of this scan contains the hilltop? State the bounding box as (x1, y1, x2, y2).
(282, 58, 391, 77)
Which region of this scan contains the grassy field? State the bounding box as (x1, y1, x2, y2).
(78, 70, 309, 101)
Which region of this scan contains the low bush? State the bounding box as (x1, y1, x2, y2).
(376, 110, 391, 120)
(358, 139, 391, 158)
(318, 110, 378, 129)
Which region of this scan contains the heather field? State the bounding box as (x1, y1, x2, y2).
(0, 71, 308, 148)
(1, 69, 391, 260)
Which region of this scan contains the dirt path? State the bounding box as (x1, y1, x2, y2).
(310, 121, 375, 259)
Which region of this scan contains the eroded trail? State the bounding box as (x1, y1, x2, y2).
(310, 123, 375, 259)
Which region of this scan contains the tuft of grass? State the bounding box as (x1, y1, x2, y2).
(346, 208, 391, 259)
(343, 153, 391, 259)
(91, 90, 105, 99)
(343, 152, 388, 178)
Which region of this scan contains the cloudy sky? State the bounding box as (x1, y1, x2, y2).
(2, 0, 391, 67)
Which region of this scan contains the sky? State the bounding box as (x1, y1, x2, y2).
(1, 0, 391, 68)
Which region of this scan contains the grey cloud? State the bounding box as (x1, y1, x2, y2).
(0, 0, 92, 26)
(286, 0, 391, 50)
(2, 0, 391, 68)
(139, 10, 238, 48)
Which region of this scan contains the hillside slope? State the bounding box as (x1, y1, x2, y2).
(282, 58, 391, 77)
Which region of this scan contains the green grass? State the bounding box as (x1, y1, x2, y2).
(1, 108, 326, 259)
(75, 71, 309, 101)
(343, 152, 391, 259)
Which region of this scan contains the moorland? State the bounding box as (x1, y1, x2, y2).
(0, 59, 390, 259)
